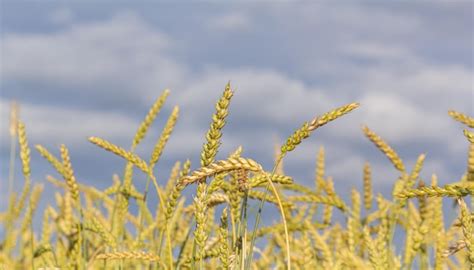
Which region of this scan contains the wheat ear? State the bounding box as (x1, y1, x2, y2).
(315, 146, 325, 194)
(18, 122, 33, 269)
(182, 157, 264, 186)
(96, 251, 161, 262)
(249, 173, 293, 188)
(86, 215, 117, 249)
(14, 122, 32, 218)
(194, 83, 233, 266)
(281, 103, 360, 155)
(21, 184, 44, 232)
(165, 160, 191, 220)
(448, 110, 474, 128)
(396, 184, 474, 198)
(464, 129, 474, 143)
(457, 198, 474, 266)
(88, 136, 149, 174)
(132, 89, 170, 148)
(308, 102, 360, 130)
(59, 145, 80, 203)
(363, 162, 373, 210)
(362, 125, 405, 172)
(149, 106, 179, 171)
(35, 145, 64, 175)
(467, 143, 474, 182)
(218, 208, 230, 269)
(18, 121, 31, 180)
(200, 82, 234, 167)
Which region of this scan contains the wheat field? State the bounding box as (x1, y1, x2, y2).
(1, 84, 473, 269)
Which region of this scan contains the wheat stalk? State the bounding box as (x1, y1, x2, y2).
(448, 110, 474, 128)
(464, 129, 474, 143)
(396, 184, 474, 198)
(88, 136, 150, 174)
(132, 89, 170, 148)
(35, 145, 64, 175)
(362, 125, 405, 172)
(149, 106, 179, 171)
(5, 89, 474, 270)
(457, 198, 474, 266)
(200, 82, 234, 168)
(363, 162, 373, 210)
(281, 103, 360, 155)
(59, 145, 80, 203)
(96, 251, 161, 262)
(181, 157, 264, 186)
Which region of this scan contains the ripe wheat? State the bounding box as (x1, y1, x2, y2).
(1, 87, 473, 270)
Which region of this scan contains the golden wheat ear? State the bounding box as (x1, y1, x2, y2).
(281, 103, 360, 156)
(448, 110, 474, 128)
(132, 89, 170, 148)
(88, 136, 150, 174)
(464, 129, 474, 143)
(362, 125, 405, 173)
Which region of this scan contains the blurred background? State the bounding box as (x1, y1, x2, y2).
(0, 2, 472, 227)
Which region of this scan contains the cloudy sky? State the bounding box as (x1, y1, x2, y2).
(0, 2, 472, 221)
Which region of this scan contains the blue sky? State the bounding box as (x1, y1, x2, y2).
(0, 2, 472, 224)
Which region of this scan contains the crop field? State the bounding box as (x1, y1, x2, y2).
(0, 85, 473, 269)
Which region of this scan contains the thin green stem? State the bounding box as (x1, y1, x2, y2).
(239, 191, 249, 270)
(137, 174, 152, 246)
(247, 156, 281, 269)
(176, 218, 194, 268)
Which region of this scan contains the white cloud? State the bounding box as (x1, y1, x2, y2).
(2, 12, 184, 104)
(361, 66, 473, 111)
(0, 98, 139, 151)
(359, 93, 447, 142)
